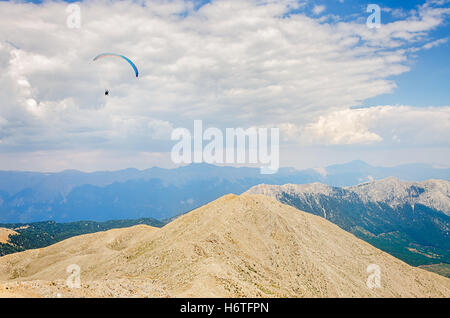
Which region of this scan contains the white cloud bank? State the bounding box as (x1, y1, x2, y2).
(299, 105, 450, 145)
(0, 0, 449, 170)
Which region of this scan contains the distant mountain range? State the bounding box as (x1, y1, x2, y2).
(247, 178, 450, 272)
(1, 161, 449, 223)
(1, 194, 449, 297)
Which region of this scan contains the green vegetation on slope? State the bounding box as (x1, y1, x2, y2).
(0, 218, 165, 256)
(278, 192, 450, 277)
(418, 263, 450, 278)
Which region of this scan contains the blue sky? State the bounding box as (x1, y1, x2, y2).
(312, 0, 450, 107)
(364, 39, 450, 107)
(0, 0, 449, 171)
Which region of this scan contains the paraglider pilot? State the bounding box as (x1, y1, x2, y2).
(93, 53, 138, 96)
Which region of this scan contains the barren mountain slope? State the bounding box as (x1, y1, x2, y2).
(0, 228, 17, 244)
(248, 178, 450, 215)
(0, 194, 449, 297)
(350, 178, 450, 214)
(247, 179, 450, 270)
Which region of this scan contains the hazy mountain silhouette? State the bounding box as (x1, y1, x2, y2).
(0, 161, 448, 222)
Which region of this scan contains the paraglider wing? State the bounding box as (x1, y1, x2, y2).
(93, 53, 139, 77)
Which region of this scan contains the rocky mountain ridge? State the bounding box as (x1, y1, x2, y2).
(0, 194, 449, 297)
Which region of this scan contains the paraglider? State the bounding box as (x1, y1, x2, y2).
(93, 53, 138, 95)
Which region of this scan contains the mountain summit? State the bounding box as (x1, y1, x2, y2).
(0, 194, 448, 297)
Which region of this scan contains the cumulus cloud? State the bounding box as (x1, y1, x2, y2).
(297, 106, 450, 146)
(312, 5, 326, 15)
(0, 0, 448, 169)
(302, 108, 383, 145)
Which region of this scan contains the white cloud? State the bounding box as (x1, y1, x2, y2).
(297, 105, 450, 146)
(422, 37, 449, 49)
(302, 108, 383, 145)
(0, 0, 448, 169)
(382, 7, 407, 19)
(312, 5, 326, 15)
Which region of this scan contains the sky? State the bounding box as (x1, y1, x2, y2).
(0, 0, 449, 171)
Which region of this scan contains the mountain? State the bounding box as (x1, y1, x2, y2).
(247, 178, 450, 270)
(0, 218, 165, 257)
(1, 161, 449, 223)
(322, 160, 450, 186)
(0, 194, 448, 297)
